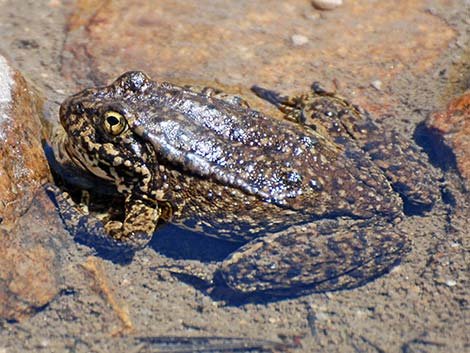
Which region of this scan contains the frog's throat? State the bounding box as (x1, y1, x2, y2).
(50, 125, 104, 181)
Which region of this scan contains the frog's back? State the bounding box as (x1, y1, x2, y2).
(128, 81, 401, 231)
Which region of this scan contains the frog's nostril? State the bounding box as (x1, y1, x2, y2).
(74, 103, 84, 114)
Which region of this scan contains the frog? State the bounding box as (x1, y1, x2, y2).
(47, 71, 439, 296)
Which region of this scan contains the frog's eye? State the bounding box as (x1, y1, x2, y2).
(103, 111, 127, 136)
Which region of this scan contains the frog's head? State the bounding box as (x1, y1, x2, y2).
(58, 71, 157, 196)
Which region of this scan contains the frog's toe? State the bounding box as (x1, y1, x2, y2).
(219, 222, 410, 295)
(310, 82, 331, 95)
(46, 183, 151, 252)
(251, 85, 291, 109)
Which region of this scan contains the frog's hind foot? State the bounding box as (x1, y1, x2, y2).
(254, 82, 440, 210)
(251, 85, 305, 123)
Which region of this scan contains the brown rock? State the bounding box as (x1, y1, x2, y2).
(426, 91, 470, 190)
(0, 55, 51, 224)
(0, 56, 68, 321)
(0, 189, 67, 322)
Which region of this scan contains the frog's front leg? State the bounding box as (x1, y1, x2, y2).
(46, 184, 159, 251)
(219, 221, 410, 294)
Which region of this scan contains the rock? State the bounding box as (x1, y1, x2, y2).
(311, 0, 343, 11)
(61, 0, 455, 117)
(0, 56, 68, 321)
(426, 91, 470, 191)
(0, 55, 50, 224)
(370, 80, 383, 90)
(0, 187, 69, 322)
(291, 34, 309, 46)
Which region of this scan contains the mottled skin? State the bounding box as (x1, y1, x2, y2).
(48, 71, 439, 295)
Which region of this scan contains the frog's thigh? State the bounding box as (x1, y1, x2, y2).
(220, 222, 410, 294)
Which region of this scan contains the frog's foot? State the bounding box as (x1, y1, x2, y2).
(251, 85, 302, 123)
(219, 221, 410, 295)
(46, 184, 158, 251)
(184, 84, 250, 108)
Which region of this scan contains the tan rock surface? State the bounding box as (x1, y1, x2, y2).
(62, 0, 455, 115)
(0, 190, 66, 322)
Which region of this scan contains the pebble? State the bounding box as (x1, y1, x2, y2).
(370, 80, 383, 90)
(445, 279, 457, 287)
(311, 0, 343, 11)
(291, 34, 309, 46)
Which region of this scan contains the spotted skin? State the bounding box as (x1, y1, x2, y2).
(49, 71, 439, 295)
(252, 83, 438, 208)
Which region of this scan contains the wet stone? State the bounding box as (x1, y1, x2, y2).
(0, 55, 50, 223)
(311, 0, 343, 11)
(0, 56, 67, 321)
(426, 91, 470, 191)
(0, 187, 69, 322)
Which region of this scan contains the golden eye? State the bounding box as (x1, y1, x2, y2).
(103, 111, 127, 135)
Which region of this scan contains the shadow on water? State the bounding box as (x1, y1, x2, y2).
(413, 121, 457, 208)
(73, 224, 242, 267)
(414, 121, 457, 174)
(148, 225, 313, 305)
(147, 226, 279, 304)
(149, 224, 241, 262)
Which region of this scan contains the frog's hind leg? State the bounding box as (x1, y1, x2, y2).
(253, 83, 440, 209)
(219, 221, 410, 295)
(302, 84, 441, 209)
(46, 184, 158, 252)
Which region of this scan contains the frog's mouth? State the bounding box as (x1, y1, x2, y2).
(66, 141, 116, 183)
(48, 124, 115, 191)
